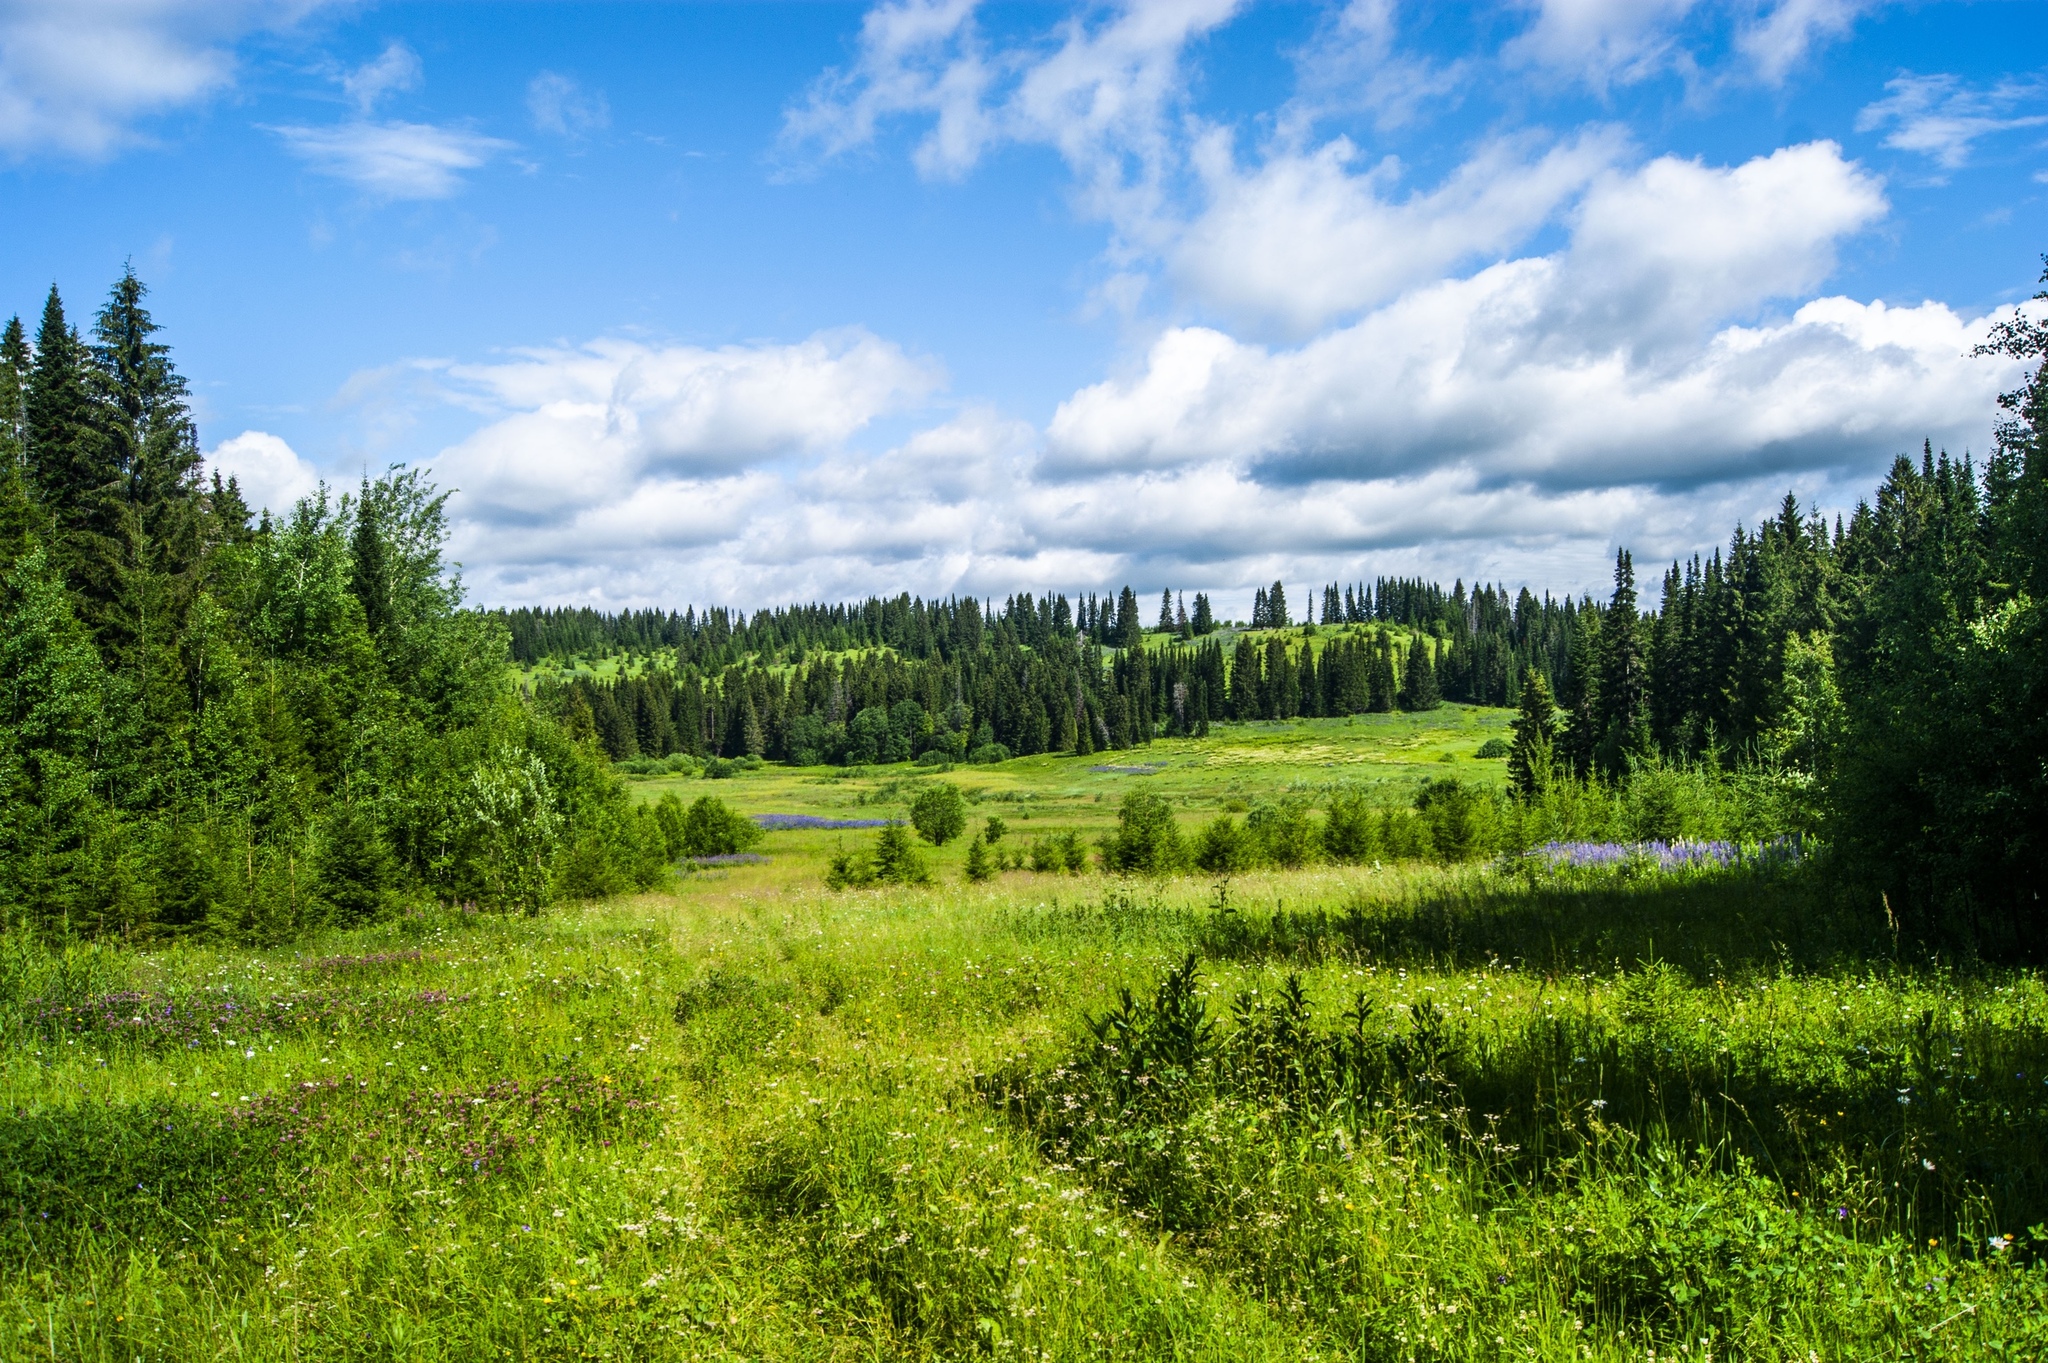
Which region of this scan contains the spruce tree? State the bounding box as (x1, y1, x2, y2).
(26, 287, 124, 631)
(1367, 634, 1396, 712)
(1556, 603, 1601, 776)
(1191, 592, 1214, 634)
(1507, 666, 1558, 799)
(1157, 588, 1174, 633)
(1399, 633, 1442, 710)
(1594, 548, 1646, 773)
(1267, 580, 1289, 628)
(0, 317, 42, 568)
(91, 268, 201, 572)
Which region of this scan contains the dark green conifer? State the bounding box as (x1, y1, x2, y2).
(1507, 666, 1558, 800)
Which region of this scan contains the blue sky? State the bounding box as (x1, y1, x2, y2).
(3, 0, 2044, 612)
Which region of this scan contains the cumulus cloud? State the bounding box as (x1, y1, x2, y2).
(206, 430, 321, 515)
(272, 119, 515, 199)
(1046, 143, 1932, 488)
(428, 330, 943, 527)
(1857, 72, 2048, 171)
(1172, 126, 1625, 335)
(527, 71, 609, 136)
(0, 0, 331, 157)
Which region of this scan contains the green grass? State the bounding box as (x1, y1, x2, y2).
(4, 710, 2043, 1360)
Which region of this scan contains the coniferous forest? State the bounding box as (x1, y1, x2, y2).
(3, 267, 2046, 956)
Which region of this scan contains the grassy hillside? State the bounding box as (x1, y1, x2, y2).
(4, 709, 2044, 1360)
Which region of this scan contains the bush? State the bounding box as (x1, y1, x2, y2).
(652, 791, 688, 860)
(1101, 790, 1189, 876)
(1028, 830, 1089, 875)
(964, 837, 994, 883)
(1415, 777, 1488, 861)
(681, 795, 762, 858)
(1474, 737, 1510, 759)
(910, 784, 967, 845)
(825, 823, 931, 888)
(1322, 791, 1373, 862)
(1194, 814, 1253, 873)
(982, 815, 1007, 844)
(968, 742, 1012, 765)
(1245, 799, 1318, 868)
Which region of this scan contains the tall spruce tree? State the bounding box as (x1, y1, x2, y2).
(26, 287, 125, 633)
(1399, 632, 1441, 710)
(1594, 548, 1646, 773)
(1507, 666, 1558, 799)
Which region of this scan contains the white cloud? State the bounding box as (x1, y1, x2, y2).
(1857, 72, 2048, 171)
(1172, 126, 1624, 335)
(0, 0, 331, 157)
(783, 0, 1242, 242)
(1737, 0, 1872, 84)
(428, 330, 943, 525)
(341, 41, 422, 115)
(1282, 0, 1468, 134)
(272, 119, 516, 199)
(527, 71, 609, 136)
(1506, 0, 1877, 88)
(1043, 144, 1956, 491)
(206, 430, 321, 515)
(1505, 0, 1700, 88)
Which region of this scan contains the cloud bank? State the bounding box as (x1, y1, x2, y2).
(424, 138, 2013, 610)
(396, 0, 2015, 611)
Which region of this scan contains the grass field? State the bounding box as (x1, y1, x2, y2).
(6, 707, 2046, 1360)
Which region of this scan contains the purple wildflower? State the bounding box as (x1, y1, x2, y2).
(751, 814, 896, 830)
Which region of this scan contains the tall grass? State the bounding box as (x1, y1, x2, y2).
(2, 861, 2043, 1359)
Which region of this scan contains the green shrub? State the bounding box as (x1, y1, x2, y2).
(1322, 790, 1374, 862)
(1028, 830, 1089, 875)
(1100, 790, 1189, 876)
(964, 837, 994, 883)
(1474, 737, 1510, 759)
(1194, 814, 1254, 873)
(681, 795, 762, 858)
(909, 784, 967, 845)
(1245, 799, 1318, 867)
(826, 823, 931, 888)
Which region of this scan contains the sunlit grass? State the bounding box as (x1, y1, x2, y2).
(3, 710, 2043, 1358)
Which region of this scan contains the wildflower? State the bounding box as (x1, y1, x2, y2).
(1989, 1235, 2012, 1252)
(1922, 1159, 1935, 1171)
(1835, 1207, 1849, 1220)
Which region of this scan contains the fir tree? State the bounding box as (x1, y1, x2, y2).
(1366, 634, 1396, 712)
(26, 287, 125, 633)
(1399, 633, 1441, 710)
(1157, 587, 1174, 632)
(963, 834, 994, 883)
(1191, 592, 1214, 634)
(1594, 548, 1646, 774)
(1507, 666, 1558, 799)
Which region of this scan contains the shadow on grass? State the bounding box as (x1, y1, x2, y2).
(1196, 864, 1888, 979)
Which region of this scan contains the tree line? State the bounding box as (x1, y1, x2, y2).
(3, 263, 2042, 956)
(1, 273, 668, 943)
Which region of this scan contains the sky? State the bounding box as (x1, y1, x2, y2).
(2, 0, 2045, 615)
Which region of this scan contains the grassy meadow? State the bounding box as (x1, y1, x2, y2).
(7, 707, 2047, 1360)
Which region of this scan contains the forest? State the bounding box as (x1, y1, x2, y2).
(2, 266, 2045, 956)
